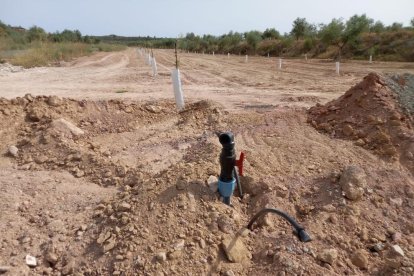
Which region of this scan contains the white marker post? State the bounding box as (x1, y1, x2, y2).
(369, 55, 372, 64)
(267, 53, 270, 58)
(278, 58, 282, 70)
(305, 54, 308, 62)
(151, 57, 158, 77)
(336, 61, 340, 75)
(147, 54, 151, 65)
(245, 55, 248, 63)
(172, 69, 184, 110)
(212, 51, 215, 56)
(228, 53, 230, 58)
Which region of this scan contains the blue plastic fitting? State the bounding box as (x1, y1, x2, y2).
(218, 178, 236, 205)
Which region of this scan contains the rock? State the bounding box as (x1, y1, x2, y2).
(224, 270, 235, 276)
(61, 259, 75, 275)
(145, 105, 160, 113)
(392, 232, 402, 242)
(207, 175, 218, 192)
(47, 96, 62, 107)
(389, 245, 405, 257)
(317, 249, 337, 265)
(45, 251, 59, 265)
(8, 145, 18, 157)
(173, 240, 185, 251)
(0, 266, 10, 273)
(50, 118, 84, 137)
(103, 237, 116, 252)
(351, 249, 369, 269)
(25, 255, 37, 267)
(343, 124, 354, 136)
(155, 252, 167, 262)
(168, 250, 182, 260)
(118, 202, 131, 212)
(222, 236, 251, 263)
(176, 177, 187, 190)
(339, 166, 367, 200)
(217, 215, 233, 234)
(372, 243, 385, 252)
(390, 198, 403, 207)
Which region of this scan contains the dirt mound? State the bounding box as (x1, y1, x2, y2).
(308, 73, 414, 173)
(0, 95, 225, 186)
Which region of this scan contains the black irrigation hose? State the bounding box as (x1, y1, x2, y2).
(247, 208, 312, 242)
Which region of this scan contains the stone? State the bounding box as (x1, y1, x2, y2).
(392, 232, 402, 242)
(217, 215, 233, 234)
(224, 270, 235, 276)
(45, 251, 59, 265)
(155, 252, 167, 262)
(351, 249, 369, 269)
(389, 245, 404, 257)
(372, 243, 385, 252)
(25, 255, 37, 267)
(222, 236, 251, 263)
(343, 124, 354, 136)
(8, 145, 18, 157)
(339, 166, 367, 200)
(390, 198, 403, 207)
(50, 118, 84, 137)
(168, 250, 182, 260)
(0, 266, 10, 273)
(118, 202, 131, 212)
(207, 175, 218, 192)
(176, 178, 187, 190)
(103, 237, 116, 252)
(317, 249, 337, 265)
(47, 96, 62, 107)
(173, 240, 185, 251)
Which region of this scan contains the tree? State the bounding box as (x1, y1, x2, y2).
(319, 14, 372, 60)
(370, 21, 385, 33)
(387, 22, 404, 32)
(245, 31, 262, 53)
(263, 28, 280, 40)
(27, 26, 47, 42)
(291, 17, 308, 40)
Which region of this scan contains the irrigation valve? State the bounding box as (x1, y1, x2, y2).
(217, 132, 244, 205)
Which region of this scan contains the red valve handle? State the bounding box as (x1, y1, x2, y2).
(235, 152, 245, 176)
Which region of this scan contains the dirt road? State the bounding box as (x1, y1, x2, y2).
(1, 49, 414, 275)
(2, 48, 414, 110)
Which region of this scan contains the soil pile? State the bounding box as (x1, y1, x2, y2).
(308, 73, 414, 173)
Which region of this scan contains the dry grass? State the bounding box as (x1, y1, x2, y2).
(5, 42, 126, 68)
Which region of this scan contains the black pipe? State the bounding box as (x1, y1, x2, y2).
(218, 132, 236, 182)
(247, 208, 311, 242)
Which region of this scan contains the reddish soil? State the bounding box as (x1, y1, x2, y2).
(0, 50, 414, 276)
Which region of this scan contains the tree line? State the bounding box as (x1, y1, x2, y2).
(0, 21, 100, 45)
(134, 15, 414, 61)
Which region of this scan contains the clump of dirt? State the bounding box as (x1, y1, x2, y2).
(308, 73, 414, 173)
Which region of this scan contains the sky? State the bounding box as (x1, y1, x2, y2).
(1, 0, 413, 37)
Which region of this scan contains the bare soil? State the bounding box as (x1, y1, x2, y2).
(0, 49, 414, 276)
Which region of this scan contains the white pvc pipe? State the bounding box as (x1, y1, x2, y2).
(305, 54, 308, 61)
(171, 68, 185, 110)
(267, 53, 270, 58)
(278, 58, 282, 70)
(151, 57, 158, 77)
(245, 55, 248, 63)
(212, 51, 215, 56)
(228, 53, 230, 58)
(336, 61, 340, 75)
(369, 55, 372, 64)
